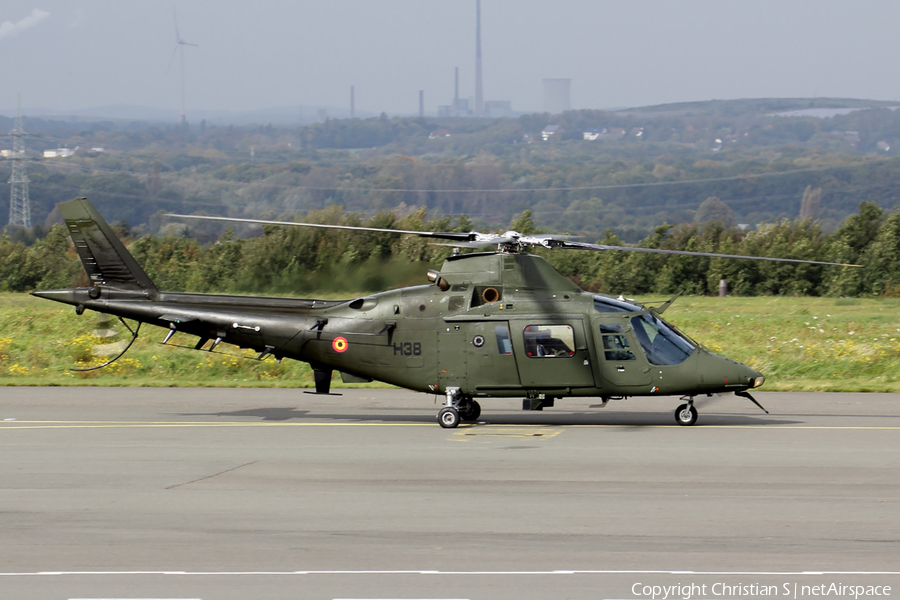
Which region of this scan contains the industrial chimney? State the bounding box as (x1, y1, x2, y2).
(475, 0, 483, 117)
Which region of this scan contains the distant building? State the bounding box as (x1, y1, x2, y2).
(877, 140, 891, 152)
(43, 148, 76, 158)
(484, 100, 513, 118)
(429, 129, 452, 139)
(541, 124, 560, 141)
(438, 98, 471, 118)
(583, 127, 626, 141)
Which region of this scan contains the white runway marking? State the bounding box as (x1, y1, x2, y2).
(4, 569, 898, 577)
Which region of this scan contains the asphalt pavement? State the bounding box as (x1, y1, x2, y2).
(1, 387, 898, 600)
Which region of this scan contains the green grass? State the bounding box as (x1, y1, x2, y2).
(0, 293, 391, 389)
(2, 293, 899, 392)
(659, 295, 900, 392)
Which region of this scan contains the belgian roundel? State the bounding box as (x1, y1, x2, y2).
(332, 337, 349, 353)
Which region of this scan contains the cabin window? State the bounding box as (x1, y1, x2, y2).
(523, 325, 575, 358)
(599, 323, 636, 361)
(630, 314, 695, 365)
(495, 325, 512, 355)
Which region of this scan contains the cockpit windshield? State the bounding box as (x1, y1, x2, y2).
(630, 313, 695, 365)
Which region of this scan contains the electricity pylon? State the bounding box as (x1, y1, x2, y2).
(7, 95, 31, 228)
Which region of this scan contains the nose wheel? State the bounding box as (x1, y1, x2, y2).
(675, 401, 698, 426)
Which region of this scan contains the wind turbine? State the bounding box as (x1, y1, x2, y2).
(169, 8, 197, 129)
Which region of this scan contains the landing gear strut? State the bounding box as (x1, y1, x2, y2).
(674, 398, 698, 426)
(438, 387, 461, 429)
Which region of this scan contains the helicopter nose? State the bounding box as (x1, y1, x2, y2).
(735, 359, 765, 389)
(698, 351, 764, 390)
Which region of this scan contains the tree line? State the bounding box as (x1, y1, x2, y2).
(4, 143, 900, 245)
(2, 202, 899, 298)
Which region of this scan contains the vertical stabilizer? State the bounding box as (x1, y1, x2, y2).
(60, 197, 158, 294)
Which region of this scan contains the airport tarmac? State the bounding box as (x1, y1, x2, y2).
(0, 387, 898, 600)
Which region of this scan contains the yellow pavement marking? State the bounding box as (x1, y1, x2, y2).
(0, 421, 898, 431)
(0, 420, 433, 430)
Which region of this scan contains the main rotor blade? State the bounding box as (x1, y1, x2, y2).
(551, 240, 861, 267)
(164, 213, 476, 242)
(430, 238, 516, 249)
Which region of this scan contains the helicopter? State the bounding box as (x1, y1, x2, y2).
(32, 197, 859, 428)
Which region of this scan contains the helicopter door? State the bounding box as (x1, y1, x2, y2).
(465, 321, 521, 390)
(592, 319, 652, 388)
(509, 320, 594, 388)
(438, 321, 521, 393)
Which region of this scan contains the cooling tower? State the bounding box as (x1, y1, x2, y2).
(542, 79, 571, 114)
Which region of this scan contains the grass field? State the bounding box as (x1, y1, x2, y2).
(2, 292, 899, 392)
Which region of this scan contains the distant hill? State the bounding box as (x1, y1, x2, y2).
(0, 104, 378, 126)
(5, 97, 900, 243)
(621, 97, 899, 117)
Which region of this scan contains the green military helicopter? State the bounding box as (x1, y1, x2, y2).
(33, 198, 858, 428)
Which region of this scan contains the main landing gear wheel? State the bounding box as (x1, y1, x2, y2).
(675, 403, 698, 426)
(459, 399, 481, 422)
(438, 407, 461, 428)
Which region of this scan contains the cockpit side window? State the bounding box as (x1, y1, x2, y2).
(630, 314, 695, 365)
(523, 325, 575, 358)
(599, 323, 636, 361)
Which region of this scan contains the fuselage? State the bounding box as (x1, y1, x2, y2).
(35, 252, 763, 400)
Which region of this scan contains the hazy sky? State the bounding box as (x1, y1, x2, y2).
(2, 0, 899, 119)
